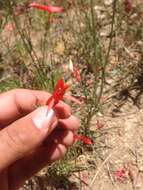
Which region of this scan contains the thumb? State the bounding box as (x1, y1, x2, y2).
(0, 106, 57, 171)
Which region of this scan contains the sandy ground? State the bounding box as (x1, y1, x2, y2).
(88, 107, 143, 190)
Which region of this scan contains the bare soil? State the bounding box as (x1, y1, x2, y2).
(88, 103, 143, 190)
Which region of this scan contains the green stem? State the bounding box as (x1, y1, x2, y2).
(97, 0, 117, 105)
(7, 0, 47, 88)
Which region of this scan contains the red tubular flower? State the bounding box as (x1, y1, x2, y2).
(29, 2, 64, 13)
(46, 79, 82, 109)
(46, 79, 92, 145)
(74, 134, 92, 145)
(46, 79, 69, 109)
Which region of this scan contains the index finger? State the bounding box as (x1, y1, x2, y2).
(0, 89, 71, 126)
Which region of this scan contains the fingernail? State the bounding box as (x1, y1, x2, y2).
(32, 107, 55, 130)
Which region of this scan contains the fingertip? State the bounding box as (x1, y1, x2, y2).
(54, 102, 71, 119)
(59, 130, 74, 146)
(14, 89, 38, 114)
(59, 115, 80, 131)
(49, 144, 67, 161)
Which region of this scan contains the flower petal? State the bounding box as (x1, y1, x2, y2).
(74, 134, 92, 145)
(46, 79, 69, 108)
(29, 3, 63, 13)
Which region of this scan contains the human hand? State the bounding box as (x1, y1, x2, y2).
(0, 89, 80, 190)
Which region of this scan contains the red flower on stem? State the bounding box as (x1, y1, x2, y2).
(46, 79, 82, 109)
(29, 2, 64, 13)
(46, 79, 69, 109)
(74, 134, 92, 145)
(46, 79, 92, 145)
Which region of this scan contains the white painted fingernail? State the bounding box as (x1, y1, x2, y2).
(33, 107, 54, 130)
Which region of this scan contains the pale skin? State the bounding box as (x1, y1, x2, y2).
(0, 89, 80, 190)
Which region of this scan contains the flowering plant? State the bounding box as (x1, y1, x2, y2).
(29, 2, 92, 145)
(46, 79, 92, 145)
